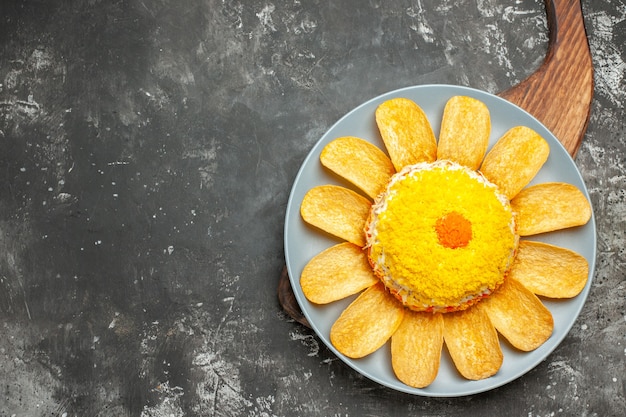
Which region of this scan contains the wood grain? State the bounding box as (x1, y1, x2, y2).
(498, 0, 593, 157)
(279, 0, 594, 325)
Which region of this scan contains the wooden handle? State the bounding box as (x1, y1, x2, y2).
(278, 266, 310, 327)
(278, 0, 593, 325)
(498, 0, 593, 157)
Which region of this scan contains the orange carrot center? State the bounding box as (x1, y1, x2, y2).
(435, 211, 472, 249)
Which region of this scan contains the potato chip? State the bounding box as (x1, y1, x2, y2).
(479, 278, 553, 351)
(437, 96, 491, 170)
(301, 242, 379, 304)
(300, 185, 371, 247)
(511, 182, 592, 236)
(391, 311, 443, 388)
(509, 240, 589, 298)
(375, 98, 437, 171)
(480, 126, 549, 199)
(443, 306, 502, 380)
(320, 136, 395, 199)
(330, 282, 405, 358)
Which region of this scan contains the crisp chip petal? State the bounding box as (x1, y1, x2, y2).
(301, 242, 379, 304)
(509, 240, 589, 298)
(511, 182, 592, 236)
(330, 282, 405, 358)
(437, 96, 491, 170)
(375, 98, 437, 171)
(300, 185, 371, 246)
(479, 278, 553, 351)
(443, 307, 503, 380)
(480, 126, 550, 199)
(391, 311, 443, 388)
(320, 136, 395, 199)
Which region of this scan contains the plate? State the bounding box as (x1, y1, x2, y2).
(283, 84, 596, 397)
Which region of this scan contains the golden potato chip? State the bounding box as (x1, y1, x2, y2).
(301, 242, 378, 304)
(437, 96, 491, 170)
(443, 306, 502, 380)
(479, 278, 553, 351)
(391, 311, 443, 388)
(320, 136, 395, 199)
(375, 98, 437, 171)
(509, 240, 589, 298)
(511, 182, 592, 236)
(301, 185, 371, 247)
(330, 282, 405, 358)
(480, 126, 550, 199)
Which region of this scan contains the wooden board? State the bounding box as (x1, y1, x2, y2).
(279, 0, 594, 326)
(498, 0, 593, 157)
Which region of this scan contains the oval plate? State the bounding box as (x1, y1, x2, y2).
(284, 84, 596, 397)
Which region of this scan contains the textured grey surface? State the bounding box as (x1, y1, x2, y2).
(0, 0, 624, 416)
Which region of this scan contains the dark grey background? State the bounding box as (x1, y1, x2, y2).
(1, 0, 624, 415)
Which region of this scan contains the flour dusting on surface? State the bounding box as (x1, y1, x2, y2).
(256, 4, 278, 33)
(407, 1, 436, 44)
(289, 328, 320, 357)
(589, 9, 626, 107)
(141, 381, 185, 417)
(183, 139, 220, 190)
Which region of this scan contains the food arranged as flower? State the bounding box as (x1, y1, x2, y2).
(299, 95, 592, 388)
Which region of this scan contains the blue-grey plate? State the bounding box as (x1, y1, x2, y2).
(284, 84, 596, 397)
